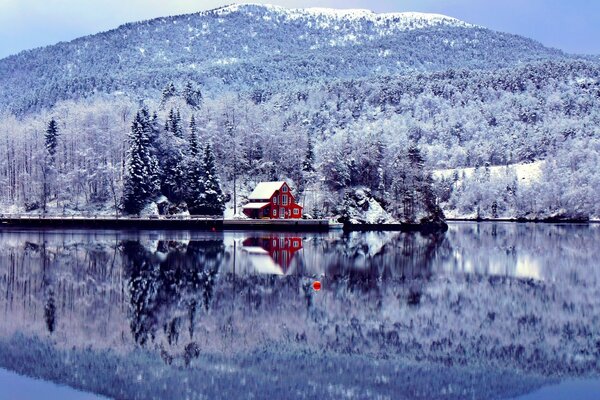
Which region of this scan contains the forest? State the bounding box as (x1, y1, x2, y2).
(0, 58, 598, 220)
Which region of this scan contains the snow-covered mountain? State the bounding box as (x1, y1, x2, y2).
(0, 3, 569, 114)
(0, 4, 598, 221)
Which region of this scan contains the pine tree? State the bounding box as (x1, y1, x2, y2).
(302, 133, 315, 173)
(122, 110, 160, 214)
(160, 82, 177, 107)
(186, 155, 206, 215)
(161, 147, 186, 203)
(45, 118, 59, 160)
(175, 109, 183, 138)
(183, 81, 203, 109)
(188, 144, 224, 216)
(41, 118, 59, 212)
(189, 116, 199, 157)
(185, 117, 205, 214)
(165, 108, 183, 138)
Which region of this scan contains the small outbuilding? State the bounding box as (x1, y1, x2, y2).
(242, 181, 303, 219)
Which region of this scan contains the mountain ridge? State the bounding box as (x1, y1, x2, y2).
(0, 3, 572, 115)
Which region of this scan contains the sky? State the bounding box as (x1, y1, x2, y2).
(0, 0, 598, 59)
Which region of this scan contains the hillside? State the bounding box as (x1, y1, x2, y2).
(0, 3, 569, 115)
(0, 4, 598, 221)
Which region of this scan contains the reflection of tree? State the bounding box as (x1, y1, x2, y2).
(323, 231, 450, 293)
(44, 290, 56, 333)
(122, 239, 224, 346)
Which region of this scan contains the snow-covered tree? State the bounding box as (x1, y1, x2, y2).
(188, 144, 224, 216)
(302, 132, 315, 173)
(160, 82, 177, 107)
(183, 82, 203, 109)
(45, 118, 59, 160)
(122, 110, 160, 214)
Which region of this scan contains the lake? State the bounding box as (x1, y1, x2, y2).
(0, 222, 599, 400)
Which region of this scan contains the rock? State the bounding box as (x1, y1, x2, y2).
(338, 188, 398, 225)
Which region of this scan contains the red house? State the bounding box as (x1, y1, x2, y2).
(242, 181, 303, 219)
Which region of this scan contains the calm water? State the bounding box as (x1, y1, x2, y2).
(0, 222, 599, 400)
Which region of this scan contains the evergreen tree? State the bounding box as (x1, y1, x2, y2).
(165, 108, 183, 138)
(189, 116, 199, 157)
(122, 110, 160, 214)
(302, 133, 315, 173)
(183, 81, 203, 109)
(41, 118, 59, 212)
(45, 118, 59, 160)
(188, 144, 225, 216)
(161, 147, 186, 203)
(186, 155, 206, 215)
(201, 143, 225, 216)
(160, 82, 177, 107)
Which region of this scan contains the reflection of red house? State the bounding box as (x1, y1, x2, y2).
(242, 181, 303, 219)
(242, 236, 303, 273)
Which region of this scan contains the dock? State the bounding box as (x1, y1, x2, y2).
(0, 215, 340, 232)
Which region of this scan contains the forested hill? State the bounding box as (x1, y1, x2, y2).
(0, 3, 571, 115)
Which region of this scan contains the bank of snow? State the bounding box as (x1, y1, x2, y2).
(433, 160, 544, 186)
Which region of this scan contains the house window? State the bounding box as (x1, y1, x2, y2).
(273, 197, 278, 205)
(282, 195, 288, 205)
(282, 185, 288, 192)
(273, 209, 277, 216)
(293, 209, 299, 215)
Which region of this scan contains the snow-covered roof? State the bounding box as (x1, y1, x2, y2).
(248, 181, 286, 200)
(242, 202, 271, 209)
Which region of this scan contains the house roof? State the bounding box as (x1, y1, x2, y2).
(242, 202, 271, 209)
(248, 181, 286, 200)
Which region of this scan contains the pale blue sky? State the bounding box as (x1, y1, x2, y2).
(0, 0, 598, 59)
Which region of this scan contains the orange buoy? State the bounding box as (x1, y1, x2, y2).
(312, 281, 321, 291)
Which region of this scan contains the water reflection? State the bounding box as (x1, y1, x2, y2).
(0, 224, 599, 399)
(242, 236, 303, 275)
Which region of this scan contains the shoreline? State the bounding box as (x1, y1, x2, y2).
(4, 215, 596, 232)
(446, 217, 600, 224)
(0, 215, 449, 233)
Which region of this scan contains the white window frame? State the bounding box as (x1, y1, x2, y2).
(293, 208, 299, 215)
(282, 195, 288, 205)
(282, 185, 288, 192)
(273, 209, 277, 216)
(273, 197, 278, 205)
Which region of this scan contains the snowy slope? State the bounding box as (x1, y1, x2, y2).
(214, 4, 474, 31)
(433, 160, 545, 186)
(0, 3, 568, 114)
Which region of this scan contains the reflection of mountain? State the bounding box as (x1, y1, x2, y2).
(0, 226, 599, 399)
(242, 236, 303, 275)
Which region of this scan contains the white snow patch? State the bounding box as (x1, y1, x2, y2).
(433, 161, 545, 186)
(214, 57, 239, 65)
(209, 4, 475, 31)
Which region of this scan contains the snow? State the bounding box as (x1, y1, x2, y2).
(211, 4, 474, 31)
(343, 188, 398, 225)
(242, 202, 270, 209)
(433, 160, 545, 186)
(248, 181, 285, 200)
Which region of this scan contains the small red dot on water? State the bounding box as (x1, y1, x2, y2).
(312, 281, 321, 291)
